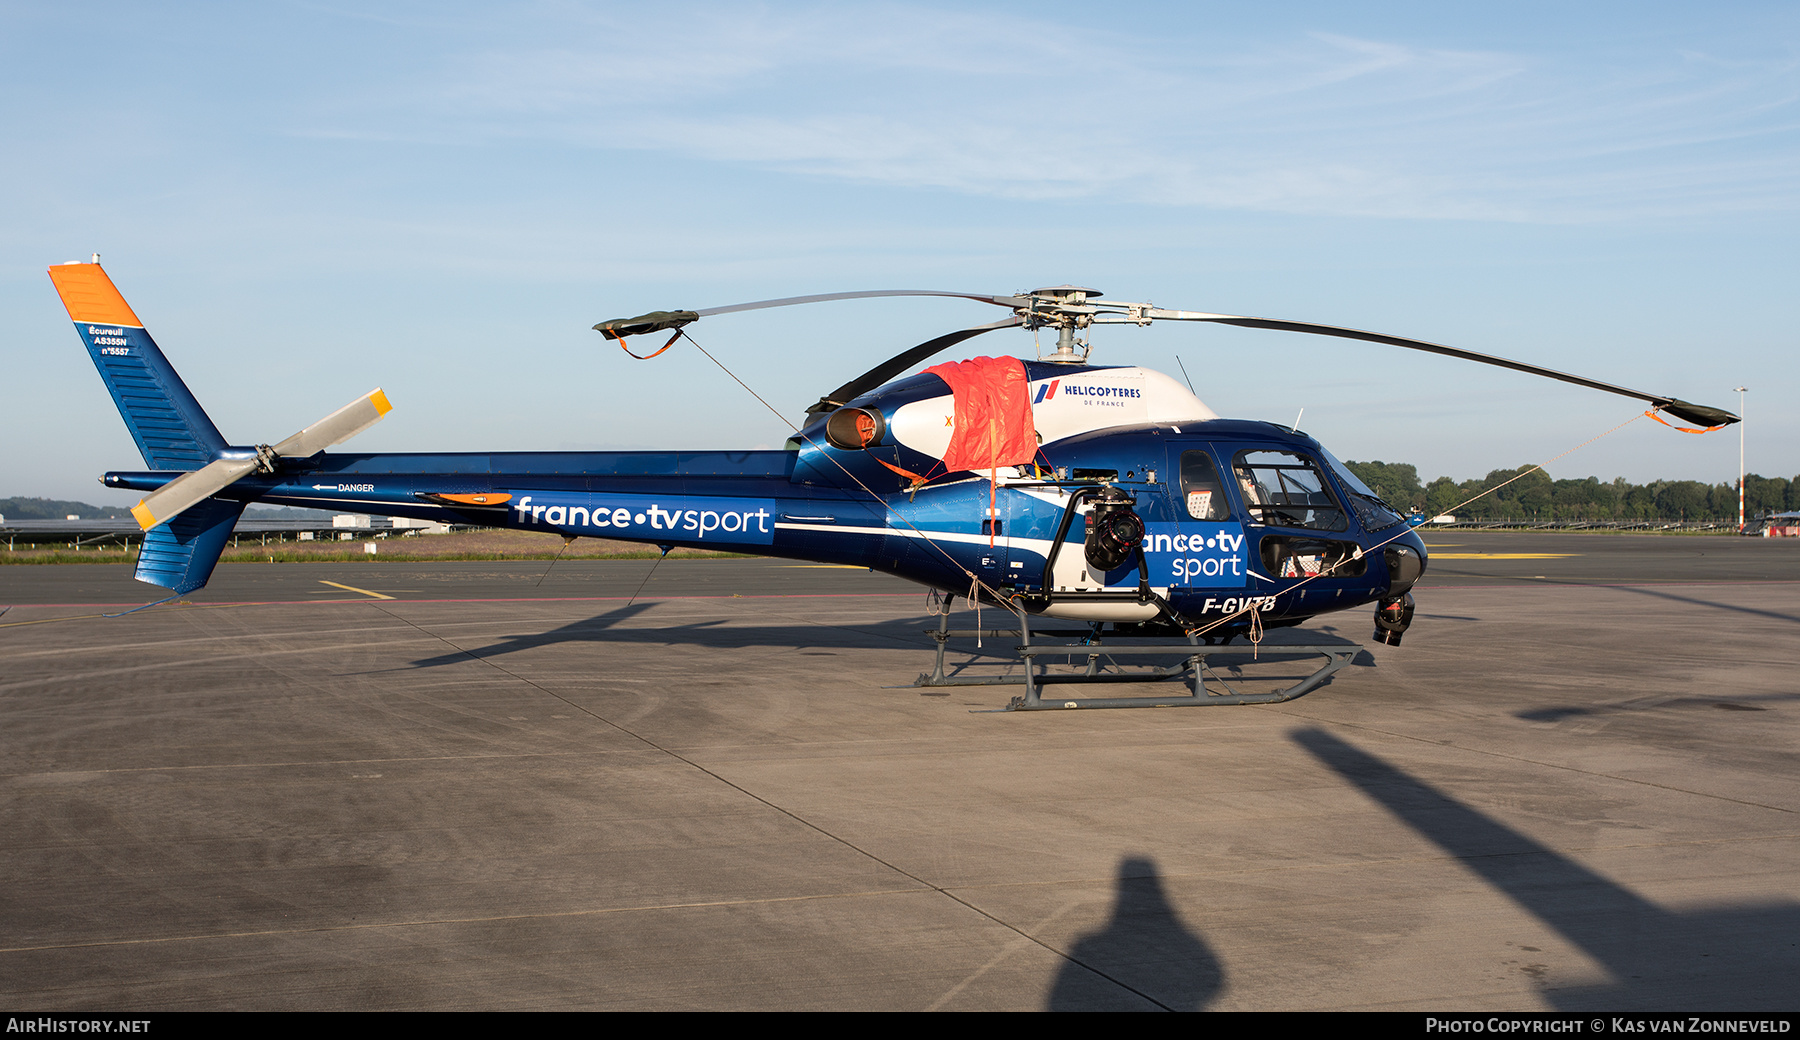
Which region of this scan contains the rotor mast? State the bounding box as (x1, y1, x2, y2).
(1022, 286, 1103, 364)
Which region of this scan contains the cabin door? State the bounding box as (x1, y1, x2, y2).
(1154, 443, 1253, 597)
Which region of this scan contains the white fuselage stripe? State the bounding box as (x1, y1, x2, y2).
(773, 521, 1054, 559)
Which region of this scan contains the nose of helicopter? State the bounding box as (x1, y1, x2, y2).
(1385, 542, 1426, 598)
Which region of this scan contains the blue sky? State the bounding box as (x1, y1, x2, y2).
(4, 1, 1795, 503)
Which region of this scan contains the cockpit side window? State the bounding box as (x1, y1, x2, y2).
(1231, 450, 1348, 532)
(1179, 450, 1229, 520)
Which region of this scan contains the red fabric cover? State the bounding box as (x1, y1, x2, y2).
(923, 355, 1039, 472)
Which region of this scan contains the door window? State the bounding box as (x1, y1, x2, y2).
(1180, 450, 1230, 520)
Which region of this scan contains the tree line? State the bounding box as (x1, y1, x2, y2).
(1342, 462, 1798, 522)
(0, 496, 135, 521)
(1, 497, 328, 522)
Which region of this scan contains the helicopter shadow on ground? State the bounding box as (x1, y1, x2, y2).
(405, 601, 944, 670)
(915, 619, 1374, 693)
(1517, 691, 1800, 723)
(1292, 728, 1800, 1009)
(1605, 583, 1800, 627)
(1181, 621, 1378, 685)
(1292, 622, 1379, 669)
(399, 604, 1381, 692)
(1045, 856, 1225, 1011)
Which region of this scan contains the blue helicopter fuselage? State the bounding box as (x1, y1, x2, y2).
(61, 261, 1735, 641)
(104, 361, 1428, 633)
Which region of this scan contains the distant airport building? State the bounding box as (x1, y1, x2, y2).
(331, 514, 451, 537)
(1764, 511, 1800, 537)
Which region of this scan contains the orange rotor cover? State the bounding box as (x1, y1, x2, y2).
(923, 356, 1039, 472)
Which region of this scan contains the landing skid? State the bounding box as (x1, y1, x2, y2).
(913, 598, 1363, 710)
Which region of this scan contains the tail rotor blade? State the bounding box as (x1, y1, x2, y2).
(132, 388, 394, 530)
(271, 389, 393, 459)
(130, 457, 259, 530)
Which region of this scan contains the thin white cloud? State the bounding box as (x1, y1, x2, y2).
(206, 4, 1800, 221)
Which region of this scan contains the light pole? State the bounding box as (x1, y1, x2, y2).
(1735, 386, 1747, 532)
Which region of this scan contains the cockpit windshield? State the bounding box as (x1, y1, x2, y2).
(1318, 447, 1406, 532)
(1232, 450, 1348, 532)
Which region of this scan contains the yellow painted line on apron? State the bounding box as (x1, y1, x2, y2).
(782, 565, 866, 569)
(318, 580, 395, 599)
(0, 611, 113, 629)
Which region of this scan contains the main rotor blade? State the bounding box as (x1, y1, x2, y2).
(804, 316, 1022, 416)
(271, 388, 393, 459)
(1149, 311, 1739, 426)
(696, 289, 1020, 319)
(130, 456, 259, 530)
(593, 291, 1017, 341)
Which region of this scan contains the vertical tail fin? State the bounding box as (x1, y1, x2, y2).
(48, 262, 225, 471)
(52, 261, 239, 593)
(135, 498, 247, 594)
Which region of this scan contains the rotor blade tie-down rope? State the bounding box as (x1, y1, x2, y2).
(535, 534, 579, 587)
(988, 415, 999, 548)
(608, 328, 684, 361)
(102, 592, 182, 618)
(870, 453, 933, 490)
(970, 576, 984, 648)
(627, 544, 673, 607)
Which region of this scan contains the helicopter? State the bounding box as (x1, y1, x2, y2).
(52, 262, 1739, 659)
